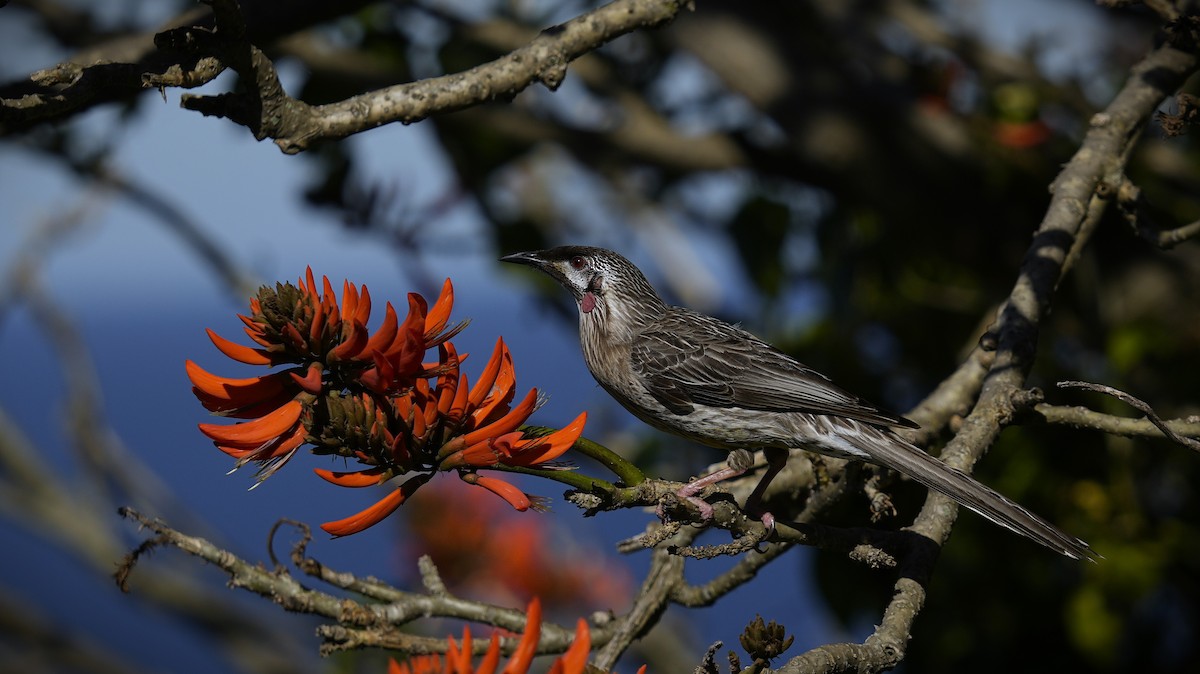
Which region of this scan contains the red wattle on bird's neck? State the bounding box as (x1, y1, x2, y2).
(582, 292, 596, 313)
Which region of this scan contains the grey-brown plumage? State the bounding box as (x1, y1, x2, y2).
(501, 245, 1095, 560)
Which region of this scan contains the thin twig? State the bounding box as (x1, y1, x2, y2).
(671, 541, 793, 607)
(1114, 174, 1200, 250)
(1053, 381, 1200, 452)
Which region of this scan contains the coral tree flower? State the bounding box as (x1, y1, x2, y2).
(405, 483, 633, 610)
(387, 598, 645, 674)
(187, 268, 587, 536)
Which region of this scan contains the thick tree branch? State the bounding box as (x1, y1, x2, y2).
(0, 0, 375, 134)
(1, 0, 691, 147)
(176, 0, 692, 153)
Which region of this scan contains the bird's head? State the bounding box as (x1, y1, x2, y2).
(500, 246, 666, 330)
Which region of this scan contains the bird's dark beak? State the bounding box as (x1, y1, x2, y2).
(501, 249, 577, 296)
(499, 250, 547, 269)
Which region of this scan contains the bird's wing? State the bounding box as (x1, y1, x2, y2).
(630, 309, 918, 428)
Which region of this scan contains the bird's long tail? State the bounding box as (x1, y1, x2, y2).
(865, 433, 1097, 561)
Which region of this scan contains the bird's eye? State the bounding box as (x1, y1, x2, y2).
(569, 256, 587, 270)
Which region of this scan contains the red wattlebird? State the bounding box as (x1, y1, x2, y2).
(502, 245, 1095, 560)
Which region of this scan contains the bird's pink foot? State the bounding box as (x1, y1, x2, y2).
(658, 463, 747, 522)
(758, 510, 776, 530)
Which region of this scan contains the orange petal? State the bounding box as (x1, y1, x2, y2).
(502, 598, 541, 674)
(363, 301, 399, 355)
(393, 390, 414, 424)
(470, 345, 517, 427)
(216, 444, 255, 460)
(256, 421, 308, 461)
(390, 656, 437, 674)
(410, 396, 428, 440)
(387, 428, 411, 466)
(477, 633, 502, 674)
(368, 296, 428, 390)
(309, 299, 327, 345)
(329, 320, 368, 361)
(467, 338, 506, 408)
(282, 322, 308, 352)
(440, 432, 522, 469)
(424, 278, 454, 339)
(218, 421, 305, 463)
(383, 294, 427, 359)
(185, 360, 290, 403)
(313, 466, 388, 487)
(198, 400, 303, 446)
(423, 279, 468, 348)
(354, 284, 372, 326)
(195, 385, 298, 419)
(448, 629, 472, 673)
(206, 328, 275, 365)
(303, 267, 318, 296)
(547, 619, 590, 674)
(225, 426, 307, 484)
(461, 388, 538, 447)
(241, 321, 274, 348)
(237, 314, 265, 335)
(340, 280, 358, 322)
(471, 474, 532, 511)
(320, 274, 337, 307)
(319, 473, 431, 537)
(419, 380, 440, 430)
(508, 412, 587, 466)
(435, 345, 461, 416)
(448, 373, 470, 423)
(356, 366, 383, 393)
(288, 362, 324, 394)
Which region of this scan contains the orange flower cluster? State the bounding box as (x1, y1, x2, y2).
(389, 598, 645, 674)
(187, 268, 586, 536)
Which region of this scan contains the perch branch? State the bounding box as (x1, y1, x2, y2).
(173, 0, 692, 153)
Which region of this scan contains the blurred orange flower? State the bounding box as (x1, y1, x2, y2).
(187, 269, 587, 536)
(388, 598, 645, 674)
(404, 482, 632, 610)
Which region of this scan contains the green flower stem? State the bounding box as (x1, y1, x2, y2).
(519, 426, 646, 485)
(491, 464, 617, 492)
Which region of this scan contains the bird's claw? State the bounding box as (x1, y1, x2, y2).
(656, 487, 717, 524)
(869, 491, 897, 522)
(758, 510, 776, 531)
(864, 474, 898, 522)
